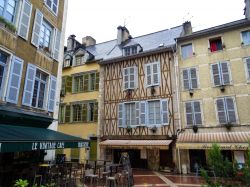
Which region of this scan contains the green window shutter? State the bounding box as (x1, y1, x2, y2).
(66, 76, 72, 93)
(61, 76, 66, 95)
(95, 72, 99, 91)
(90, 140, 97, 160)
(70, 148, 80, 161)
(83, 74, 89, 92)
(65, 105, 71, 123)
(82, 103, 88, 122)
(59, 105, 65, 123)
(94, 102, 98, 122)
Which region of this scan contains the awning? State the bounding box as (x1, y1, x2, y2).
(176, 132, 250, 150)
(99, 140, 172, 150)
(0, 124, 89, 153)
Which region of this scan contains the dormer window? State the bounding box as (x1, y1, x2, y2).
(63, 55, 72, 68)
(209, 37, 223, 52)
(124, 46, 138, 56)
(75, 55, 83, 66)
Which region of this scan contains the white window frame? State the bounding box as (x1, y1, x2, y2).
(124, 102, 137, 127)
(44, 0, 59, 16)
(210, 61, 232, 87)
(184, 100, 203, 126)
(208, 36, 224, 52)
(244, 57, 250, 82)
(214, 96, 238, 125)
(39, 20, 53, 49)
(0, 0, 18, 23)
(181, 43, 194, 59)
(182, 67, 199, 90)
(123, 66, 138, 90)
(145, 61, 161, 87)
(241, 30, 250, 46)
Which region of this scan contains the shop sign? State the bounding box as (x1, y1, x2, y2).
(201, 144, 248, 150)
(32, 142, 65, 150)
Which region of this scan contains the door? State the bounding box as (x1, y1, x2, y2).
(189, 150, 207, 172)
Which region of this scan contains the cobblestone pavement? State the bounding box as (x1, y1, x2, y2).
(133, 169, 204, 187)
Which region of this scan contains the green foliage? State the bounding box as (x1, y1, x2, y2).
(0, 16, 16, 32)
(13, 179, 29, 187)
(242, 144, 250, 186)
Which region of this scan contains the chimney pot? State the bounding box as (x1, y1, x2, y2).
(117, 26, 130, 45)
(82, 36, 96, 47)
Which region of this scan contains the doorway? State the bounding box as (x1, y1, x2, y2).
(189, 149, 207, 172)
(160, 149, 173, 169)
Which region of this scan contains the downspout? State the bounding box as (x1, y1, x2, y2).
(173, 38, 182, 174)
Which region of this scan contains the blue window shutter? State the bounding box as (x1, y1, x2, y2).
(6, 56, 24, 104)
(48, 75, 57, 112)
(18, 0, 32, 40)
(161, 99, 169, 124)
(145, 64, 152, 87)
(53, 28, 61, 61)
(31, 9, 43, 47)
(22, 63, 36, 106)
(140, 101, 146, 125)
(135, 102, 140, 125)
(216, 98, 227, 124)
(211, 63, 221, 86)
(118, 103, 124, 127)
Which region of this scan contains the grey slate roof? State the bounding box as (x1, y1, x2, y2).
(86, 25, 184, 61)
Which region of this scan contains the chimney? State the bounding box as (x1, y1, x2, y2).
(183, 21, 192, 35)
(82, 36, 96, 47)
(117, 26, 130, 45)
(67, 34, 76, 51)
(245, 0, 250, 20)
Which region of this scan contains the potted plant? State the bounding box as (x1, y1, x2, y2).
(150, 125, 157, 133)
(225, 122, 233, 130)
(126, 126, 132, 133)
(14, 179, 29, 187)
(192, 125, 198, 133)
(189, 89, 194, 97)
(219, 85, 225, 92)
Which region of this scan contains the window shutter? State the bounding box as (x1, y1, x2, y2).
(83, 74, 89, 92)
(6, 56, 23, 104)
(145, 64, 152, 86)
(31, 9, 43, 47)
(129, 67, 135, 89)
(82, 103, 87, 122)
(185, 102, 193, 125)
(246, 58, 250, 81)
(135, 102, 140, 125)
(53, 29, 61, 61)
(123, 68, 129, 89)
(216, 98, 227, 124)
(193, 101, 202, 125)
(118, 103, 124, 127)
(48, 75, 57, 112)
(152, 62, 160, 85)
(18, 0, 32, 40)
(211, 64, 221, 86)
(22, 63, 36, 106)
(225, 97, 236, 123)
(161, 99, 168, 124)
(182, 69, 190, 90)
(134, 66, 138, 88)
(220, 62, 230, 85)
(61, 76, 66, 95)
(95, 72, 99, 91)
(66, 76, 72, 93)
(65, 105, 71, 123)
(190, 68, 198, 89)
(140, 101, 146, 125)
(93, 102, 98, 122)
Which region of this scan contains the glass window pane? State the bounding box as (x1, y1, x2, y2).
(181, 44, 193, 59)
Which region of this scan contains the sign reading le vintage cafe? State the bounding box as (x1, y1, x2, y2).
(0, 141, 89, 153)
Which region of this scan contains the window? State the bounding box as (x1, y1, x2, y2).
(88, 73, 96, 91)
(148, 101, 161, 125)
(241, 30, 250, 46)
(211, 62, 231, 86)
(72, 103, 82, 122)
(31, 70, 48, 109)
(0, 0, 17, 23)
(87, 102, 94, 122)
(59, 104, 65, 123)
(185, 101, 202, 126)
(209, 37, 223, 52)
(216, 97, 237, 124)
(0, 51, 8, 93)
(123, 66, 137, 90)
(124, 46, 138, 56)
(63, 59, 71, 68)
(244, 57, 250, 81)
(73, 75, 83, 93)
(182, 68, 198, 90)
(75, 55, 83, 66)
(45, 0, 58, 15)
(39, 20, 53, 49)
(22, 63, 57, 112)
(181, 43, 193, 59)
(145, 62, 160, 87)
(118, 99, 168, 127)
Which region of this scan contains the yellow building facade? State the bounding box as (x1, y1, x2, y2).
(176, 19, 250, 173)
(58, 35, 99, 162)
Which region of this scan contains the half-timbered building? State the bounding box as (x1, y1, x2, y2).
(98, 24, 191, 170)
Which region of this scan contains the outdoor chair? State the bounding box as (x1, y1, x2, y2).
(83, 168, 98, 187)
(106, 173, 119, 187)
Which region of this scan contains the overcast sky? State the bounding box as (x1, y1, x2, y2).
(65, 0, 245, 44)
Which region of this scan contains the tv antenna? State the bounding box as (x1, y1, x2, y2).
(183, 12, 193, 22)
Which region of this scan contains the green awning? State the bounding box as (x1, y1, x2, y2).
(0, 124, 89, 153)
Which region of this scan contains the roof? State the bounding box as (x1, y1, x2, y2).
(0, 124, 89, 152)
(177, 19, 250, 42)
(86, 25, 184, 62)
